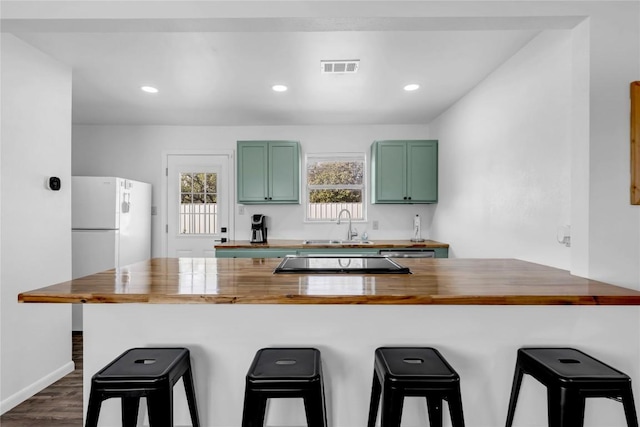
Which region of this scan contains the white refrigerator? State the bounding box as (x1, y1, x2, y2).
(72, 176, 152, 330)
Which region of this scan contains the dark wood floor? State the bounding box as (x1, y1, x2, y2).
(0, 332, 83, 426)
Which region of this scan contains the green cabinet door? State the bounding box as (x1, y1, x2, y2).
(372, 140, 438, 204)
(373, 141, 407, 202)
(237, 142, 269, 203)
(237, 141, 300, 204)
(407, 141, 438, 203)
(269, 142, 299, 202)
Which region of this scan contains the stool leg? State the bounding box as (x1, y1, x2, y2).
(147, 391, 174, 427)
(255, 397, 267, 427)
(241, 389, 265, 427)
(447, 389, 466, 427)
(547, 387, 584, 427)
(505, 364, 525, 427)
(426, 396, 442, 427)
(547, 387, 562, 427)
(304, 385, 327, 427)
(122, 397, 140, 427)
(621, 385, 640, 427)
(367, 372, 382, 427)
(84, 390, 103, 427)
(253, 396, 269, 427)
(380, 387, 403, 427)
(182, 366, 201, 427)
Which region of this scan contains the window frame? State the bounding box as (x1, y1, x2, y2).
(304, 152, 367, 223)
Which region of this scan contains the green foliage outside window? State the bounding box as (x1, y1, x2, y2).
(180, 172, 217, 203)
(307, 161, 363, 203)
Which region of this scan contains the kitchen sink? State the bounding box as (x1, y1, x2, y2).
(302, 239, 374, 245)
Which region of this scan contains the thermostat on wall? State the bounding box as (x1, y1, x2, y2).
(47, 176, 61, 191)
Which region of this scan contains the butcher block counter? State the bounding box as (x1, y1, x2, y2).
(19, 258, 640, 426)
(17, 257, 640, 305)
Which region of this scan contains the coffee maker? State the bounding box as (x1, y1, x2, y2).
(250, 214, 267, 243)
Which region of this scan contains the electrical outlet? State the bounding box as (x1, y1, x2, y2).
(238, 205, 245, 215)
(372, 220, 379, 230)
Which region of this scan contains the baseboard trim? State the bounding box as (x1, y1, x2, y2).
(0, 361, 75, 415)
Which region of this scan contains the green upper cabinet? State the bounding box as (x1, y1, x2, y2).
(237, 141, 300, 204)
(371, 140, 438, 204)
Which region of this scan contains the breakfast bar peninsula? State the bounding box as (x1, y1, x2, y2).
(19, 257, 640, 426)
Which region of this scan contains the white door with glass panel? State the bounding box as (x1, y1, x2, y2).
(167, 154, 231, 257)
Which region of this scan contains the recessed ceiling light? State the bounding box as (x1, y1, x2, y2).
(404, 84, 420, 92)
(141, 86, 159, 93)
(272, 85, 288, 92)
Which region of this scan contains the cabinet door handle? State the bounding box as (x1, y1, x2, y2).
(408, 197, 412, 200)
(403, 196, 408, 200)
(264, 197, 268, 200)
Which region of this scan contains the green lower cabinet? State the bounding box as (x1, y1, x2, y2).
(216, 247, 448, 258)
(380, 248, 448, 258)
(215, 249, 296, 258)
(433, 248, 448, 258)
(296, 248, 380, 256)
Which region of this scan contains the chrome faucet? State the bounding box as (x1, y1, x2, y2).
(337, 209, 357, 241)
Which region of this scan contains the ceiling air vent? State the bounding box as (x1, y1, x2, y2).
(321, 60, 360, 74)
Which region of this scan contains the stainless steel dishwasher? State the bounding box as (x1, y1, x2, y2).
(379, 249, 436, 258)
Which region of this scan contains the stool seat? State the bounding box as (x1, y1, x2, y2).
(377, 347, 460, 381)
(85, 347, 200, 427)
(241, 348, 326, 427)
(368, 347, 465, 427)
(505, 347, 638, 427)
(247, 347, 321, 382)
(94, 348, 190, 385)
(517, 348, 631, 385)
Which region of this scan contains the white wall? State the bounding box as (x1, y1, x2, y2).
(72, 124, 434, 257)
(0, 35, 73, 413)
(586, 3, 640, 288)
(569, 19, 591, 279)
(425, 1, 640, 287)
(428, 31, 573, 269)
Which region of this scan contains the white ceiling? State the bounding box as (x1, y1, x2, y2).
(15, 29, 541, 126)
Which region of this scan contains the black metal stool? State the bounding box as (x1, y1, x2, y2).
(367, 347, 465, 427)
(85, 347, 200, 427)
(505, 347, 639, 427)
(241, 347, 327, 427)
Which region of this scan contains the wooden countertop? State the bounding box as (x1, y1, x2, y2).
(215, 239, 449, 249)
(18, 257, 640, 305)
